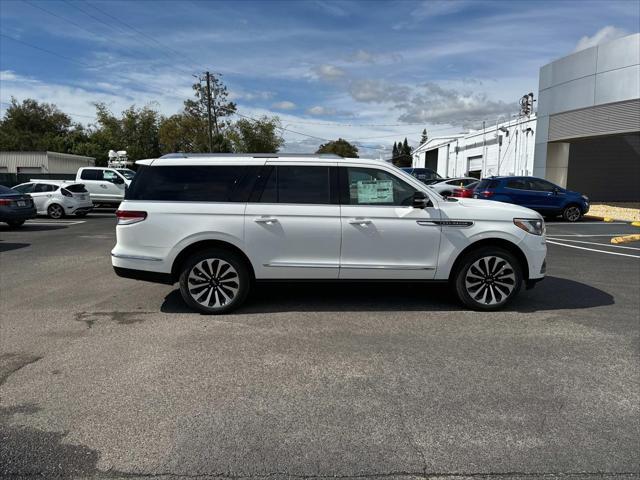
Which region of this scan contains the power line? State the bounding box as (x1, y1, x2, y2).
(0, 32, 99, 68)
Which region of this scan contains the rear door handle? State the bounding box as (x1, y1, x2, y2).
(254, 216, 278, 224)
(348, 218, 372, 225)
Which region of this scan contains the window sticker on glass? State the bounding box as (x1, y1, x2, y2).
(357, 180, 394, 203)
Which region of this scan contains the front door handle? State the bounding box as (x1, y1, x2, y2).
(254, 216, 278, 224)
(348, 218, 372, 225)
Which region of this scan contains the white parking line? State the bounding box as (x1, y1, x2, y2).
(25, 220, 85, 225)
(547, 234, 632, 237)
(547, 222, 627, 225)
(546, 240, 640, 258)
(547, 237, 640, 250)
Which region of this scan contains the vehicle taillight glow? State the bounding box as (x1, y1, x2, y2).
(0, 199, 12, 206)
(481, 190, 494, 197)
(115, 210, 147, 225)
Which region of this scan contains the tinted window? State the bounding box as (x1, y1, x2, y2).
(33, 184, 57, 193)
(257, 166, 331, 204)
(476, 179, 499, 190)
(12, 183, 34, 193)
(80, 169, 100, 180)
(116, 169, 135, 180)
(126, 165, 259, 202)
(65, 184, 88, 193)
(528, 179, 556, 192)
(1, 185, 17, 194)
(506, 179, 527, 190)
(342, 167, 417, 206)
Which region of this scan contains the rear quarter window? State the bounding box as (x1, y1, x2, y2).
(125, 165, 260, 202)
(65, 184, 88, 193)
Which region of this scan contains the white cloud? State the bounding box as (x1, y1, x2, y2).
(272, 101, 297, 110)
(574, 26, 628, 52)
(306, 105, 335, 116)
(312, 64, 346, 80)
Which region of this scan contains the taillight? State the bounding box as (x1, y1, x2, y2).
(61, 188, 72, 197)
(0, 199, 12, 206)
(481, 190, 494, 198)
(115, 210, 147, 225)
(451, 188, 464, 197)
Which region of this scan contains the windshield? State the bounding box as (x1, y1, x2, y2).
(117, 169, 136, 180)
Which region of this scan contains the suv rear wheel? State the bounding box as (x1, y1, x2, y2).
(178, 248, 250, 314)
(453, 247, 523, 311)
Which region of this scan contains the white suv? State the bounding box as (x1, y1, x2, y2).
(112, 154, 546, 313)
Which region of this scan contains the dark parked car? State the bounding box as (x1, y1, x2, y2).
(473, 176, 589, 222)
(0, 184, 36, 227)
(401, 167, 443, 185)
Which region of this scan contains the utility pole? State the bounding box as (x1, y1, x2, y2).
(205, 71, 214, 152)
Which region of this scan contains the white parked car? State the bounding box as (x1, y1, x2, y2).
(112, 154, 546, 313)
(76, 167, 135, 206)
(429, 177, 479, 197)
(12, 180, 93, 218)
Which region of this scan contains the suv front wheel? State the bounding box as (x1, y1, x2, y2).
(453, 247, 523, 310)
(179, 248, 250, 314)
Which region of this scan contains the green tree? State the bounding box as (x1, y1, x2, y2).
(228, 116, 284, 153)
(0, 98, 77, 151)
(420, 128, 428, 144)
(392, 141, 398, 161)
(391, 137, 413, 167)
(316, 138, 359, 158)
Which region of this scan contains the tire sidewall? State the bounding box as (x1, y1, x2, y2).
(48, 204, 64, 219)
(179, 248, 250, 314)
(454, 247, 523, 311)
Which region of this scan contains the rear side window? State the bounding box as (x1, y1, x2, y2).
(476, 179, 500, 190)
(80, 169, 100, 180)
(506, 179, 527, 190)
(65, 184, 88, 193)
(257, 166, 331, 204)
(33, 184, 57, 193)
(125, 165, 260, 202)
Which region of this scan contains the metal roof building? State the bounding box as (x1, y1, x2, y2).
(0, 151, 95, 174)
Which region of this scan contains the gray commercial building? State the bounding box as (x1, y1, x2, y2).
(534, 33, 640, 201)
(0, 151, 95, 174)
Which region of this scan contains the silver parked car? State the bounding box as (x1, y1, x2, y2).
(429, 177, 479, 197)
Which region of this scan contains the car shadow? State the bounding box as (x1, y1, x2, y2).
(0, 224, 68, 232)
(0, 241, 30, 253)
(160, 275, 613, 315)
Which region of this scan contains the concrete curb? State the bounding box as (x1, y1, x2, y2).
(611, 234, 640, 245)
(631, 221, 640, 227)
(584, 215, 640, 225)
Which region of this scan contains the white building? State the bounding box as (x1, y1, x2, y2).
(412, 115, 537, 179)
(412, 33, 639, 201)
(0, 151, 95, 174)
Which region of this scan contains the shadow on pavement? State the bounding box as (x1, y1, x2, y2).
(161, 275, 613, 315)
(0, 224, 69, 232)
(0, 404, 103, 478)
(0, 241, 30, 253)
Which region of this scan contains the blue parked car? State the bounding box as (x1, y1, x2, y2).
(473, 176, 590, 222)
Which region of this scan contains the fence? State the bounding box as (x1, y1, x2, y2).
(0, 173, 76, 187)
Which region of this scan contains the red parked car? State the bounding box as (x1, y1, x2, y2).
(451, 181, 479, 198)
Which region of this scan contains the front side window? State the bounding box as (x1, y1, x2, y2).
(102, 170, 118, 182)
(33, 183, 56, 193)
(506, 179, 527, 190)
(528, 179, 556, 192)
(116, 169, 135, 180)
(257, 166, 331, 204)
(342, 167, 417, 206)
(125, 165, 259, 202)
(13, 183, 34, 193)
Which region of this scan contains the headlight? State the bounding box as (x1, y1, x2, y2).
(514, 218, 545, 235)
(582, 195, 589, 202)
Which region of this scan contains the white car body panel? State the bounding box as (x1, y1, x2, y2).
(76, 167, 131, 204)
(14, 181, 93, 216)
(111, 156, 546, 287)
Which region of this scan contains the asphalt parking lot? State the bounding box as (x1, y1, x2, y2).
(1, 214, 639, 479)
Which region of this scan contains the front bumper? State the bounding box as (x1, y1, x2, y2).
(0, 207, 37, 222)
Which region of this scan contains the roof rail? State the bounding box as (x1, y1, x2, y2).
(159, 153, 342, 159)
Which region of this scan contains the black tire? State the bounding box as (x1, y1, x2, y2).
(562, 204, 582, 222)
(6, 220, 25, 228)
(453, 246, 523, 311)
(178, 248, 250, 314)
(47, 203, 65, 219)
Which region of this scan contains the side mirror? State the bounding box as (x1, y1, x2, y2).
(412, 191, 432, 209)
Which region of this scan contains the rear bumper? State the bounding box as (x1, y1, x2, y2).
(113, 266, 174, 285)
(0, 207, 37, 222)
(63, 203, 93, 215)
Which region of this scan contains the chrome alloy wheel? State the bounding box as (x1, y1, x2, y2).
(187, 258, 240, 309)
(48, 204, 64, 219)
(565, 206, 581, 222)
(464, 256, 516, 306)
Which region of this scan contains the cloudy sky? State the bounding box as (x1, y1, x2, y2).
(1, 0, 638, 157)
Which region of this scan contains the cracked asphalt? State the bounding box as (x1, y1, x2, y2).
(0, 215, 638, 479)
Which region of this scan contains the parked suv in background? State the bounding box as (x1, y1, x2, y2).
(474, 176, 589, 222)
(76, 167, 135, 206)
(112, 154, 547, 313)
(12, 180, 93, 218)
